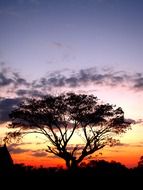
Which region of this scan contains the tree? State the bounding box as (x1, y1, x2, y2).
(138, 156, 143, 168)
(5, 93, 131, 170)
(0, 144, 13, 173)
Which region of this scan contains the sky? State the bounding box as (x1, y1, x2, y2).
(0, 0, 143, 168)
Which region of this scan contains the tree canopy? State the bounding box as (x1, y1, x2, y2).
(5, 93, 131, 170)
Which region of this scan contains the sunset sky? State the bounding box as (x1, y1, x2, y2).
(0, 0, 143, 168)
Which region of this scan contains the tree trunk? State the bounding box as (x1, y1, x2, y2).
(65, 159, 78, 171)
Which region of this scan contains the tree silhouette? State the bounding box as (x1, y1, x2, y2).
(138, 156, 143, 168)
(0, 144, 13, 173)
(5, 93, 131, 170)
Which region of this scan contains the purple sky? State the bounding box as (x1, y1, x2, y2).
(0, 0, 143, 167)
(0, 0, 143, 121)
(0, 0, 143, 80)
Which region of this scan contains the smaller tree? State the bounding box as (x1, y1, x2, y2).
(138, 156, 143, 168)
(5, 93, 131, 170)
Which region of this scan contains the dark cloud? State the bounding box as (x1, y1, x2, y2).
(0, 73, 13, 87)
(114, 142, 130, 147)
(2, 64, 143, 95)
(48, 76, 66, 87)
(0, 98, 21, 122)
(65, 76, 78, 87)
(10, 147, 29, 154)
(16, 89, 29, 96)
(0, 65, 29, 91)
(133, 73, 143, 90)
(31, 151, 47, 157)
(42, 68, 143, 92)
(13, 72, 29, 87)
(8, 143, 30, 154)
(16, 89, 43, 97)
(33, 67, 131, 90)
(1, 64, 143, 124)
(125, 118, 136, 125)
(111, 142, 143, 149)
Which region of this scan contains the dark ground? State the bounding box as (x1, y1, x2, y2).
(0, 160, 143, 189)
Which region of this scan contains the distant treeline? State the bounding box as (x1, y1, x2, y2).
(1, 159, 143, 178)
(0, 159, 143, 189)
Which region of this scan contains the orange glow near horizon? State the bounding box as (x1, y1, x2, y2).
(1, 86, 143, 169)
(11, 143, 142, 169)
(8, 123, 143, 169)
(12, 153, 66, 168)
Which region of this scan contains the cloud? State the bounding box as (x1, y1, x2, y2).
(125, 118, 136, 125)
(110, 142, 143, 149)
(33, 67, 130, 90)
(135, 119, 143, 124)
(0, 64, 14, 87)
(8, 141, 48, 157)
(52, 41, 63, 48)
(31, 150, 47, 157)
(8, 142, 32, 146)
(35, 68, 143, 92)
(0, 64, 31, 99)
(16, 89, 43, 97)
(114, 142, 130, 147)
(0, 64, 29, 91)
(13, 72, 30, 87)
(1, 64, 143, 123)
(0, 98, 21, 122)
(133, 144, 143, 148)
(0, 72, 13, 87)
(10, 147, 29, 154)
(133, 73, 143, 90)
(2, 63, 143, 97)
(8, 143, 30, 154)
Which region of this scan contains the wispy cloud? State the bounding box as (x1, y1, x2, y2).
(31, 151, 48, 157)
(133, 73, 143, 90)
(108, 142, 143, 152)
(114, 142, 130, 147)
(52, 41, 63, 48)
(8, 143, 30, 154)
